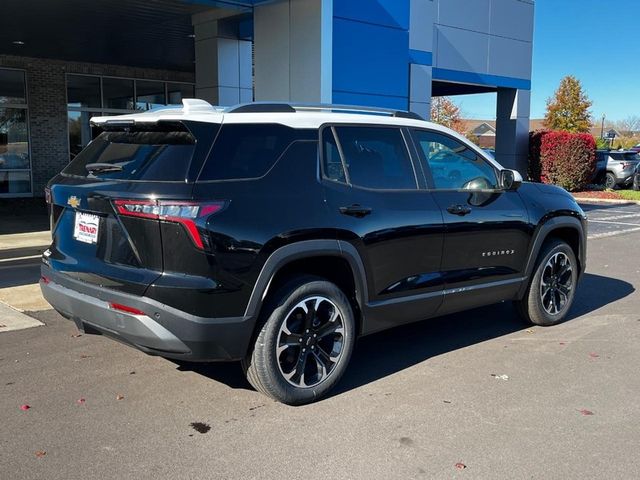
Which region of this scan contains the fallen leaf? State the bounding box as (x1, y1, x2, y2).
(116, 394, 125, 401)
(77, 398, 86, 405)
(559, 342, 566, 345)
(129, 371, 136, 375)
(0, 324, 6, 328)
(589, 352, 599, 358)
(70, 333, 82, 338)
(491, 374, 509, 381)
(248, 404, 265, 411)
(35, 450, 46, 458)
(20, 404, 30, 411)
(443, 400, 452, 404)
(525, 329, 534, 334)
(79, 354, 90, 359)
(579, 409, 594, 416)
(454, 462, 466, 470)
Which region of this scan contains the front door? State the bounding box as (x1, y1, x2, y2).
(321, 125, 444, 333)
(409, 128, 531, 315)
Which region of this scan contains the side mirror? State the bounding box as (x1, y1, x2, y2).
(500, 169, 523, 191)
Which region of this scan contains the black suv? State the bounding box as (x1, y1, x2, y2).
(41, 101, 587, 405)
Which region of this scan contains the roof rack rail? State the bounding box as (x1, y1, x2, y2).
(225, 102, 424, 120)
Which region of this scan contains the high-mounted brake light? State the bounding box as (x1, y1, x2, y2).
(113, 199, 226, 249)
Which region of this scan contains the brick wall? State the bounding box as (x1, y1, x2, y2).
(0, 55, 194, 196)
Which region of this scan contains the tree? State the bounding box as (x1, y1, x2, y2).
(431, 97, 464, 133)
(543, 76, 593, 133)
(614, 115, 640, 136)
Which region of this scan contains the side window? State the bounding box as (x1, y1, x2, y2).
(322, 128, 346, 183)
(332, 126, 416, 190)
(411, 129, 498, 190)
(198, 124, 311, 181)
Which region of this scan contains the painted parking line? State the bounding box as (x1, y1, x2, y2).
(0, 254, 42, 264)
(588, 213, 640, 221)
(588, 220, 640, 227)
(588, 227, 640, 239)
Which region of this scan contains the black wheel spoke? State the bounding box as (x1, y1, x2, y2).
(540, 252, 573, 316)
(277, 295, 347, 389)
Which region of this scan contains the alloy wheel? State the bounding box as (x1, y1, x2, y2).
(540, 252, 573, 315)
(276, 296, 346, 388)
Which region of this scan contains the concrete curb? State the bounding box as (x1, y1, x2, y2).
(0, 301, 44, 333)
(573, 197, 640, 205)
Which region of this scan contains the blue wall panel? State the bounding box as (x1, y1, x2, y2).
(333, 0, 409, 30)
(332, 16, 409, 106)
(333, 91, 408, 110)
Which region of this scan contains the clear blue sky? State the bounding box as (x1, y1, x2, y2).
(456, 0, 639, 122)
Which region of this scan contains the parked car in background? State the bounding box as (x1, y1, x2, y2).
(596, 150, 640, 189)
(630, 144, 640, 153)
(633, 162, 640, 191)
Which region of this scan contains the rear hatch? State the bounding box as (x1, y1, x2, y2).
(46, 121, 218, 295)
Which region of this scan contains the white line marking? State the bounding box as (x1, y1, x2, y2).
(0, 254, 42, 264)
(588, 220, 640, 227)
(589, 227, 640, 239)
(589, 213, 640, 221)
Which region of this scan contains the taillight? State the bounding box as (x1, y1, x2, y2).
(44, 187, 52, 205)
(113, 199, 226, 249)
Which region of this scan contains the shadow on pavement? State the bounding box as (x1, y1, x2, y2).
(173, 272, 634, 397)
(579, 202, 638, 213)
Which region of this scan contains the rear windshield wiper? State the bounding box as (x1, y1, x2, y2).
(85, 163, 123, 174)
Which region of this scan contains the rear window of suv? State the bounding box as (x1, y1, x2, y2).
(610, 152, 639, 161)
(62, 125, 199, 182)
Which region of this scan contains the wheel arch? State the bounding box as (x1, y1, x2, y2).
(244, 240, 368, 335)
(519, 216, 586, 298)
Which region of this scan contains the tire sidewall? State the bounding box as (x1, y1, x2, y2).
(605, 172, 616, 190)
(258, 279, 355, 405)
(528, 241, 578, 326)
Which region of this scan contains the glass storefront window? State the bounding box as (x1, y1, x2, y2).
(136, 80, 166, 110)
(67, 74, 101, 108)
(0, 69, 26, 105)
(67, 75, 194, 162)
(0, 67, 30, 196)
(68, 111, 102, 160)
(103, 77, 134, 110)
(0, 108, 29, 170)
(0, 171, 30, 194)
(167, 83, 195, 105)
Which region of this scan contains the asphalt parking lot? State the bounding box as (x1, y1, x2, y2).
(1, 201, 639, 479)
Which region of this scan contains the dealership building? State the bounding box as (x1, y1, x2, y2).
(0, 0, 533, 197)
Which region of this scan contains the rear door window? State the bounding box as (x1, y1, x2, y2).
(198, 124, 315, 181)
(330, 126, 416, 190)
(62, 126, 200, 181)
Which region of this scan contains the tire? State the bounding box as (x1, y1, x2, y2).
(242, 275, 356, 405)
(514, 239, 578, 326)
(633, 175, 639, 191)
(604, 172, 617, 190)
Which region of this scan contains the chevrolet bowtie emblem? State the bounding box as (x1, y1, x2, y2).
(67, 195, 81, 209)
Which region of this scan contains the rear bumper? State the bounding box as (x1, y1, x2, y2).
(40, 266, 255, 361)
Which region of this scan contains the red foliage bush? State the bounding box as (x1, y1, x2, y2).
(529, 130, 596, 191)
(528, 130, 548, 182)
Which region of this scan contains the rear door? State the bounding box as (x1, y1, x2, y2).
(409, 128, 531, 314)
(46, 121, 217, 295)
(321, 125, 444, 333)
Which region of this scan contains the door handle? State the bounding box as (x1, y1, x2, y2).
(339, 204, 373, 218)
(446, 204, 472, 216)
